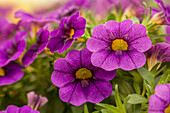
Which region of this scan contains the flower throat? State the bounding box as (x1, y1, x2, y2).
(111, 39, 128, 51)
(75, 68, 92, 80)
(0, 68, 5, 76)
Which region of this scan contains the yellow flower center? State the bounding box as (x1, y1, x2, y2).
(0, 68, 5, 77)
(165, 104, 170, 113)
(111, 39, 128, 51)
(75, 68, 92, 80)
(69, 29, 74, 39)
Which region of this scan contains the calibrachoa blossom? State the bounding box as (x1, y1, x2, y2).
(22, 28, 49, 66)
(148, 84, 170, 113)
(27, 91, 48, 110)
(0, 62, 24, 86)
(0, 31, 27, 67)
(47, 11, 86, 54)
(87, 19, 152, 71)
(51, 48, 116, 106)
(145, 43, 170, 70)
(0, 105, 39, 113)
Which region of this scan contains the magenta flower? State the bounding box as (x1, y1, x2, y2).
(27, 91, 48, 110)
(145, 43, 170, 70)
(0, 62, 24, 86)
(148, 84, 170, 113)
(0, 31, 27, 67)
(0, 105, 39, 113)
(87, 19, 152, 71)
(47, 12, 86, 54)
(22, 28, 49, 66)
(51, 48, 116, 106)
(165, 26, 170, 43)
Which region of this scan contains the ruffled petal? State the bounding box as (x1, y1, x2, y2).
(94, 69, 116, 81)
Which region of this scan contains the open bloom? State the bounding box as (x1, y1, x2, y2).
(145, 43, 170, 70)
(0, 105, 39, 113)
(0, 31, 27, 67)
(47, 11, 86, 54)
(87, 19, 152, 71)
(27, 91, 48, 110)
(51, 48, 116, 106)
(148, 84, 170, 113)
(0, 62, 24, 86)
(22, 28, 49, 66)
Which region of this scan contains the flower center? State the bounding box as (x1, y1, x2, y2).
(75, 68, 92, 80)
(69, 29, 74, 39)
(165, 104, 170, 113)
(111, 39, 128, 51)
(0, 68, 5, 77)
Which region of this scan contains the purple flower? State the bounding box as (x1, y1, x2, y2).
(0, 62, 24, 86)
(165, 26, 170, 43)
(87, 19, 152, 71)
(148, 84, 170, 113)
(51, 48, 116, 106)
(47, 12, 86, 54)
(27, 91, 48, 110)
(154, 0, 170, 24)
(145, 43, 170, 70)
(0, 31, 27, 67)
(0, 105, 39, 113)
(22, 28, 49, 66)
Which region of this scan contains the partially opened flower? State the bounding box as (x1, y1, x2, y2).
(0, 105, 39, 113)
(51, 48, 116, 106)
(0, 31, 27, 67)
(27, 91, 48, 110)
(87, 19, 152, 71)
(47, 11, 86, 54)
(165, 26, 170, 43)
(148, 84, 170, 113)
(145, 43, 170, 70)
(22, 27, 49, 66)
(0, 62, 24, 86)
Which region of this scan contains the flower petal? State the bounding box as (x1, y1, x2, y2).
(80, 48, 92, 68)
(87, 37, 109, 52)
(155, 84, 170, 103)
(149, 95, 166, 111)
(59, 82, 86, 106)
(94, 69, 116, 81)
(51, 71, 74, 87)
(72, 17, 86, 30)
(6, 105, 19, 113)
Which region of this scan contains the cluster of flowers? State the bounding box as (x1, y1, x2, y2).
(0, 0, 170, 112)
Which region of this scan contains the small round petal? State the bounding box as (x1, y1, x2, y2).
(91, 49, 112, 68)
(155, 84, 170, 103)
(165, 26, 170, 43)
(73, 29, 85, 39)
(20, 106, 32, 113)
(59, 82, 86, 106)
(54, 58, 74, 73)
(129, 36, 152, 52)
(127, 24, 147, 42)
(84, 80, 112, 103)
(80, 48, 92, 68)
(119, 19, 133, 36)
(58, 39, 74, 54)
(51, 71, 74, 87)
(92, 24, 112, 41)
(65, 50, 81, 69)
(94, 69, 116, 81)
(47, 38, 65, 53)
(72, 17, 86, 30)
(119, 50, 146, 70)
(6, 105, 19, 113)
(87, 37, 109, 52)
(149, 95, 166, 111)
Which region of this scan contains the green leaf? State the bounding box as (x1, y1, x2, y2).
(84, 103, 89, 113)
(107, 13, 116, 21)
(127, 94, 148, 104)
(115, 85, 126, 113)
(96, 103, 120, 113)
(131, 16, 140, 24)
(137, 67, 154, 87)
(133, 82, 141, 95)
(157, 69, 170, 85)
